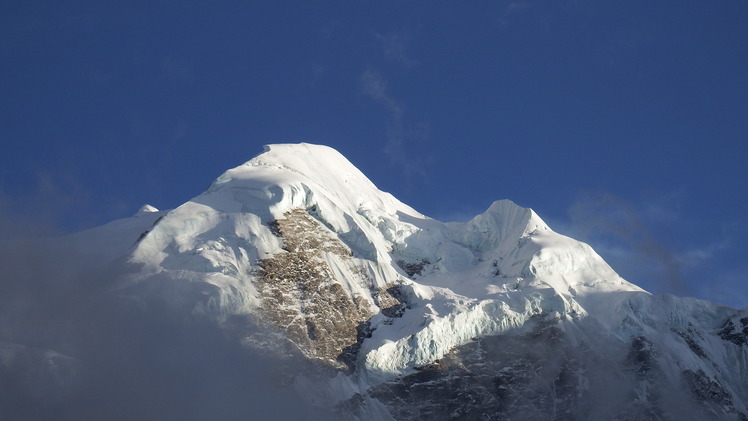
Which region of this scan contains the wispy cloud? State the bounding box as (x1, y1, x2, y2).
(374, 30, 416, 68)
(566, 191, 748, 309)
(361, 69, 403, 117)
(0, 170, 92, 236)
(567, 192, 690, 296)
(0, 211, 335, 419)
(307, 62, 328, 88)
(360, 69, 426, 176)
(699, 268, 748, 310)
(678, 239, 732, 268)
(360, 27, 432, 184)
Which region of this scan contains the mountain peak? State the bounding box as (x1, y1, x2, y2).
(134, 204, 159, 216)
(484, 199, 549, 235)
(22, 142, 748, 420)
(209, 143, 371, 193)
(244, 142, 371, 185)
(202, 143, 425, 228)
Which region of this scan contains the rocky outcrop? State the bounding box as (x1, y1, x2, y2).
(366, 317, 589, 421)
(719, 316, 748, 347)
(257, 209, 373, 371)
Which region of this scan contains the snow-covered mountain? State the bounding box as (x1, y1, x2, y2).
(2, 143, 747, 420)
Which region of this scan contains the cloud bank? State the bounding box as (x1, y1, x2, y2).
(0, 208, 333, 420)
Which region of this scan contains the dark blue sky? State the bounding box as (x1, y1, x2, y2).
(2, 1, 747, 307)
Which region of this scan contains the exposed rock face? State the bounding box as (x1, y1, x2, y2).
(368, 317, 585, 421)
(395, 259, 429, 277)
(683, 369, 741, 419)
(719, 316, 748, 346)
(373, 285, 407, 319)
(358, 317, 748, 421)
(257, 209, 373, 370)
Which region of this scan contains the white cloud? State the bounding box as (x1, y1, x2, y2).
(360, 69, 408, 169)
(567, 192, 688, 295)
(374, 30, 416, 68)
(565, 191, 745, 308)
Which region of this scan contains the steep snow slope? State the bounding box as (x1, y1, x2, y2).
(126, 144, 643, 363)
(52, 143, 748, 419)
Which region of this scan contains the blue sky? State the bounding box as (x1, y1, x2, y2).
(1, 1, 747, 307)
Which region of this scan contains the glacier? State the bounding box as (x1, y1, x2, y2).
(2, 143, 747, 420)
